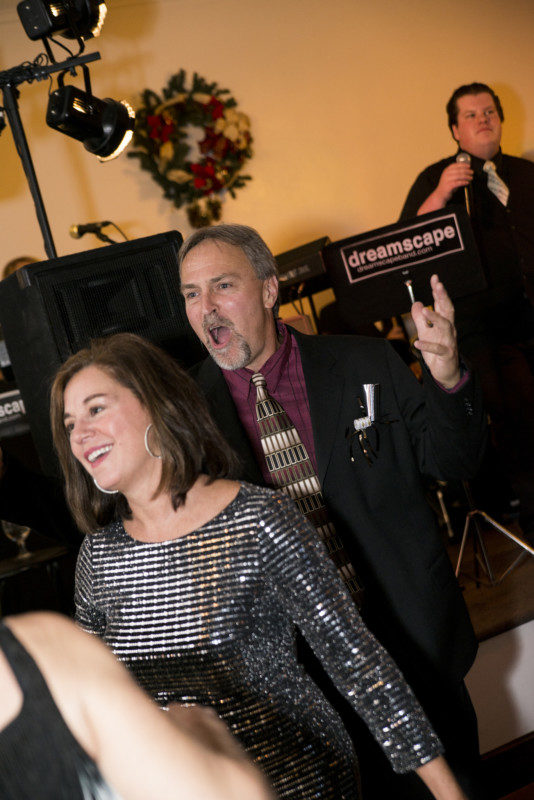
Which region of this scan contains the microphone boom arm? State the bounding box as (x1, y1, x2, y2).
(95, 231, 118, 245)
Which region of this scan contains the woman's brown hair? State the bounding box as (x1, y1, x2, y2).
(50, 333, 237, 535)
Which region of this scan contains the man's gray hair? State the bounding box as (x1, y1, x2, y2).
(178, 224, 279, 280)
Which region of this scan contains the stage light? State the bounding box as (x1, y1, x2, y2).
(46, 85, 135, 161)
(17, 0, 107, 42)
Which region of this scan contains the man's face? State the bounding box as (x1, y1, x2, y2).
(180, 240, 279, 371)
(451, 92, 502, 160)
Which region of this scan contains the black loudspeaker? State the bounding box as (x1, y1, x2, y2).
(275, 237, 331, 304)
(0, 231, 205, 476)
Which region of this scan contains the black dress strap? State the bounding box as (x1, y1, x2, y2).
(0, 620, 118, 799)
(0, 620, 56, 701)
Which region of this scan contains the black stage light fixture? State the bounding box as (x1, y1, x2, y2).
(17, 0, 107, 42)
(46, 84, 135, 161)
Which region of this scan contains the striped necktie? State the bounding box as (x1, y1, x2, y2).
(483, 161, 509, 206)
(251, 372, 363, 606)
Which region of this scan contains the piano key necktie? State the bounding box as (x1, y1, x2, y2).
(251, 372, 363, 606)
(483, 161, 509, 206)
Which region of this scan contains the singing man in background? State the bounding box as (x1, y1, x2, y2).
(401, 82, 534, 541)
(179, 223, 487, 799)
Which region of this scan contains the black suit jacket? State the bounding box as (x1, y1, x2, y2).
(192, 329, 486, 689)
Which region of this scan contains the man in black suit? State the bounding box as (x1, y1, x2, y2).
(401, 82, 534, 535)
(179, 224, 487, 799)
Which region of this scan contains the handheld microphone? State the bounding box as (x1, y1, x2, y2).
(456, 152, 472, 215)
(69, 221, 112, 239)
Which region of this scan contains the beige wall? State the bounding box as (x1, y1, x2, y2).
(1, 0, 534, 268)
(466, 621, 534, 753)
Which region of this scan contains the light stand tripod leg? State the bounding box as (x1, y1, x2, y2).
(455, 510, 496, 585)
(497, 551, 528, 582)
(455, 512, 473, 578)
(477, 511, 534, 554)
(472, 512, 497, 583)
(436, 485, 455, 539)
(455, 507, 534, 587)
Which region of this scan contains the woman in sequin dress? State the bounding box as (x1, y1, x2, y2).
(50, 333, 468, 800)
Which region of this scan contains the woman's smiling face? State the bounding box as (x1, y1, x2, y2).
(63, 364, 155, 494)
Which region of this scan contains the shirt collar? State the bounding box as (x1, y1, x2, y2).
(458, 147, 502, 172)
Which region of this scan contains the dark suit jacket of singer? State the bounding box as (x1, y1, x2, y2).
(191, 328, 486, 690)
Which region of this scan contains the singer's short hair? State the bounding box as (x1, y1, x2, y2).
(50, 332, 237, 535)
(446, 83, 504, 131)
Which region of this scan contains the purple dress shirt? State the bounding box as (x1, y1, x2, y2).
(222, 323, 318, 486)
(222, 322, 468, 485)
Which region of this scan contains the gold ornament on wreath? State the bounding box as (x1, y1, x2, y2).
(128, 70, 253, 227)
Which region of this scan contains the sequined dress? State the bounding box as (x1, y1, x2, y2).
(76, 482, 441, 799)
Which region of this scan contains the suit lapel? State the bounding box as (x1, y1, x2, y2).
(292, 330, 346, 486)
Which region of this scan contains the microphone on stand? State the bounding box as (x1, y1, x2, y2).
(456, 152, 472, 216)
(69, 221, 112, 239)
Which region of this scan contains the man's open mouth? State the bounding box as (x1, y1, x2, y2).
(208, 325, 231, 347)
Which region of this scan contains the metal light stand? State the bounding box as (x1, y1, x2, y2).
(455, 481, 534, 586)
(0, 51, 100, 259)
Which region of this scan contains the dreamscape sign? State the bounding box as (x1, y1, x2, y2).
(323, 206, 485, 324)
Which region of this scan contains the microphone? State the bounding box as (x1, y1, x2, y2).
(69, 221, 112, 239)
(456, 152, 472, 215)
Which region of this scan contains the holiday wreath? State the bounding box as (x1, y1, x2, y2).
(128, 70, 253, 227)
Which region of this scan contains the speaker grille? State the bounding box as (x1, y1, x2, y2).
(32, 235, 202, 367)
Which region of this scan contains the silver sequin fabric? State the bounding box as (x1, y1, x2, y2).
(75, 482, 442, 799)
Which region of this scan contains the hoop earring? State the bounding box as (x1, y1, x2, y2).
(144, 424, 162, 459)
(93, 478, 119, 495)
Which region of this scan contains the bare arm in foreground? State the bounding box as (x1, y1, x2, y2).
(0, 612, 273, 800)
